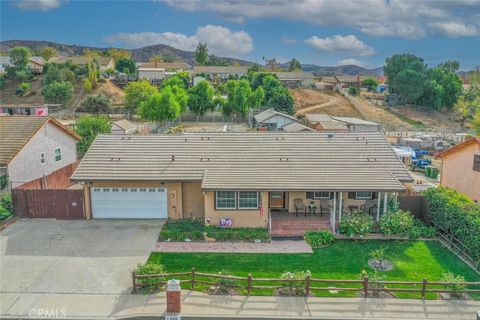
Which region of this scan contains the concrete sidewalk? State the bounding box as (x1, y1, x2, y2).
(1, 290, 479, 319)
(153, 240, 313, 253)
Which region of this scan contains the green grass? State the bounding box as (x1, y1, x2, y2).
(148, 240, 480, 299)
(385, 108, 426, 128)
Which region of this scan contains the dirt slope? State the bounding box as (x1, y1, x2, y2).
(292, 89, 363, 118)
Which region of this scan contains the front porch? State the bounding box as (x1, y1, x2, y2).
(268, 191, 396, 237)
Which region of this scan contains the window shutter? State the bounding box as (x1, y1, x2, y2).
(348, 192, 356, 199)
(306, 192, 314, 199)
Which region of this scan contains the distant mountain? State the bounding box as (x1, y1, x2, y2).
(279, 61, 383, 77)
(0, 40, 252, 66)
(1, 39, 383, 76)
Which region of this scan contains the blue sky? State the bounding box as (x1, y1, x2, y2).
(1, 0, 479, 69)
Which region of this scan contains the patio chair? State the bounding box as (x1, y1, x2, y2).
(319, 205, 331, 217)
(294, 198, 307, 217)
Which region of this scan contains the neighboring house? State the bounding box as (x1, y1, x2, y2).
(254, 108, 301, 132)
(305, 114, 349, 132)
(272, 72, 316, 88)
(0, 116, 80, 190)
(0, 56, 45, 74)
(336, 75, 370, 88)
(112, 119, 137, 135)
(439, 136, 480, 202)
(330, 116, 380, 132)
(0, 104, 50, 116)
(192, 66, 249, 82)
(138, 61, 190, 82)
(281, 122, 315, 132)
(50, 56, 115, 71)
(71, 132, 412, 235)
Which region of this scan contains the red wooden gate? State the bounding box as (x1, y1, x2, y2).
(12, 189, 85, 219)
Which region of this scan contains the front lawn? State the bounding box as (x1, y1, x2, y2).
(148, 240, 480, 299)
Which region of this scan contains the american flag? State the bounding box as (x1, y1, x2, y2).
(259, 194, 264, 218)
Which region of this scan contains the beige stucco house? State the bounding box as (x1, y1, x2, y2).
(72, 132, 412, 234)
(439, 136, 480, 202)
(0, 116, 80, 191)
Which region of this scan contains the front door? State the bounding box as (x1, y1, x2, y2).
(269, 191, 285, 208)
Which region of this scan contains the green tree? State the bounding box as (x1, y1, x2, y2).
(115, 58, 136, 74)
(138, 86, 182, 122)
(43, 64, 62, 85)
(261, 74, 283, 102)
(208, 55, 228, 66)
(39, 47, 57, 61)
(41, 81, 74, 106)
(74, 116, 111, 156)
(266, 86, 294, 114)
(393, 69, 425, 104)
(288, 58, 302, 71)
(361, 78, 379, 91)
(160, 72, 190, 90)
(384, 54, 426, 92)
(194, 42, 209, 66)
(169, 85, 188, 112)
(84, 79, 93, 93)
(188, 81, 214, 118)
(348, 86, 360, 95)
(473, 109, 480, 135)
(248, 63, 262, 73)
(86, 60, 99, 89)
(249, 86, 265, 109)
(0, 75, 5, 90)
(225, 79, 253, 116)
(9, 47, 32, 70)
(123, 80, 158, 118)
(80, 93, 112, 114)
(419, 78, 443, 109)
(438, 60, 460, 73)
(454, 92, 480, 127)
(107, 48, 131, 62)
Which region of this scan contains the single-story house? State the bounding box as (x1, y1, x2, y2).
(112, 119, 137, 135)
(192, 66, 249, 81)
(0, 56, 45, 74)
(138, 61, 190, 82)
(50, 56, 115, 71)
(305, 114, 349, 132)
(330, 116, 380, 132)
(272, 72, 316, 88)
(71, 132, 412, 233)
(0, 104, 50, 116)
(439, 136, 480, 202)
(281, 122, 315, 132)
(335, 75, 371, 88)
(254, 108, 301, 132)
(0, 116, 80, 191)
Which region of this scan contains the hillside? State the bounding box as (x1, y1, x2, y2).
(0, 40, 252, 66)
(279, 62, 383, 76)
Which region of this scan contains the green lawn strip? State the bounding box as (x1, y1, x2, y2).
(148, 240, 480, 299)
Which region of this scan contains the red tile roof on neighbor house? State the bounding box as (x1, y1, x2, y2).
(439, 136, 480, 158)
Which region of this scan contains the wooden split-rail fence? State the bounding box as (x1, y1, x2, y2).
(132, 268, 480, 299)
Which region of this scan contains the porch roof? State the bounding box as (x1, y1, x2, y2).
(201, 168, 405, 192)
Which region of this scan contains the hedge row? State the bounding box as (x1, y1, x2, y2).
(423, 187, 480, 263)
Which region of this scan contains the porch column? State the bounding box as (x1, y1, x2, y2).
(339, 192, 343, 220)
(383, 192, 388, 214)
(332, 192, 337, 233)
(376, 192, 381, 222)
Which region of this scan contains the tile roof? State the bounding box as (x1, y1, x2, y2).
(113, 119, 137, 131)
(281, 122, 315, 132)
(304, 114, 348, 130)
(0, 116, 80, 165)
(50, 56, 114, 66)
(273, 72, 316, 80)
(254, 108, 299, 124)
(140, 61, 190, 69)
(439, 136, 480, 158)
(331, 116, 379, 126)
(72, 132, 412, 191)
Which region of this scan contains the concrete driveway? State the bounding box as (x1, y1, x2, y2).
(0, 219, 164, 314)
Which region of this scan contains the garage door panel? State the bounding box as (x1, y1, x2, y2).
(91, 187, 168, 219)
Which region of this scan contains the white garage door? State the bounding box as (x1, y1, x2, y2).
(91, 187, 168, 219)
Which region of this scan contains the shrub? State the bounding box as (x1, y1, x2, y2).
(0, 205, 12, 220)
(339, 213, 373, 236)
(1, 194, 13, 212)
(348, 86, 359, 95)
(407, 219, 437, 239)
(135, 263, 166, 292)
(19, 82, 31, 92)
(379, 209, 414, 235)
(211, 271, 237, 294)
(280, 270, 311, 296)
(304, 231, 335, 248)
(0, 175, 7, 190)
(441, 272, 466, 299)
(84, 79, 93, 93)
(0, 75, 6, 89)
(424, 187, 480, 263)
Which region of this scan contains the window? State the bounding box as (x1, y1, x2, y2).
(314, 192, 331, 199)
(112, 188, 119, 192)
(216, 191, 236, 209)
(356, 192, 373, 199)
(238, 191, 259, 209)
(102, 188, 110, 192)
(121, 188, 128, 192)
(139, 188, 147, 192)
(130, 188, 137, 192)
(148, 188, 156, 192)
(270, 191, 283, 199)
(40, 152, 45, 164)
(54, 148, 61, 162)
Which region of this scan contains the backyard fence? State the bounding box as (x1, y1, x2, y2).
(398, 195, 430, 224)
(132, 268, 480, 299)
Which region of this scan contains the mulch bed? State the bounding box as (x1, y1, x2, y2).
(368, 259, 394, 271)
(206, 286, 240, 295)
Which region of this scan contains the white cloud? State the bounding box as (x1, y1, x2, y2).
(337, 59, 367, 67)
(428, 22, 480, 37)
(162, 0, 480, 39)
(305, 35, 374, 56)
(281, 36, 297, 44)
(15, 0, 65, 11)
(104, 25, 254, 56)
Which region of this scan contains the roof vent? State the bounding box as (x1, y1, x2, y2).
(184, 137, 188, 142)
(171, 155, 175, 161)
(110, 157, 121, 161)
(327, 133, 334, 139)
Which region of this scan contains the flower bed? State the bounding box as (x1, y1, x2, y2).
(159, 219, 270, 242)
